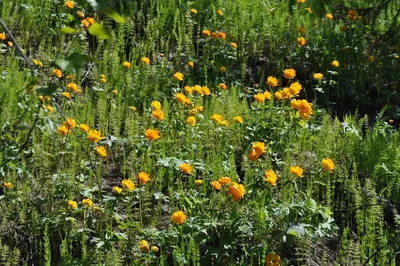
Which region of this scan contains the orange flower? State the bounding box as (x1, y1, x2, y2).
(331, 60, 339, 68)
(230, 42, 238, 49)
(265, 254, 281, 266)
(175, 93, 191, 105)
(0, 33, 5, 40)
(289, 82, 302, 96)
(52, 69, 63, 78)
(122, 61, 131, 68)
(202, 29, 211, 37)
(266, 76, 279, 87)
(122, 179, 135, 191)
(297, 37, 306, 46)
(254, 93, 266, 103)
(313, 73, 324, 80)
(173, 72, 184, 81)
(217, 31, 226, 39)
(3, 182, 12, 190)
(62, 92, 71, 99)
(219, 66, 227, 73)
(141, 57, 150, 65)
(233, 116, 243, 124)
(95, 146, 107, 157)
(283, 69, 296, 79)
(290, 166, 304, 177)
(86, 130, 102, 142)
(62, 118, 76, 130)
(137, 171, 150, 185)
(79, 124, 90, 132)
(179, 163, 192, 174)
(211, 114, 223, 124)
(152, 110, 165, 120)
(263, 91, 272, 100)
(140, 240, 150, 252)
(151, 100, 162, 110)
(113, 186, 122, 194)
(264, 170, 278, 186)
(66, 82, 80, 93)
(211, 180, 222, 190)
(171, 211, 187, 224)
(218, 176, 231, 185)
(82, 198, 93, 208)
(187, 61, 194, 68)
(322, 158, 335, 172)
(218, 83, 228, 90)
(227, 182, 245, 201)
(304, 7, 312, 13)
(194, 179, 203, 185)
(326, 13, 334, 19)
(190, 8, 197, 15)
(65, 1, 74, 9)
(58, 125, 69, 136)
(248, 142, 265, 161)
(185, 116, 196, 126)
(144, 129, 160, 141)
(216, 9, 223, 16)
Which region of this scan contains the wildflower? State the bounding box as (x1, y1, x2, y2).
(65, 1, 74, 8)
(233, 116, 243, 124)
(58, 125, 69, 136)
(291, 99, 313, 120)
(297, 37, 306, 46)
(266, 76, 279, 88)
(93, 206, 102, 213)
(52, 69, 63, 78)
(87, 130, 102, 142)
(62, 92, 71, 99)
(219, 83, 228, 90)
(326, 13, 334, 19)
(0, 33, 5, 40)
(187, 61, 194, 68)
(79, 124, 90, 132)
(313, 73, 324, 80)
(283, 69, 296, 79)
(201, 86, 211, 96)
(211, 180, 222, 190)
(171, 211, 187, 225)
(297, 26, 305, 33)
(113, 186, 122, 194)
(202, 29, 211, 37)
(189, 109, 198, 116)
(254, 93, 266, 103)
(68, 200, 77, 209)
(184, 86, 193, 95)
(151, 100, 162, 110)
(230, 42, 238, 49)
(322, 158, 335, 172)
(192, 85, 202, 94)
(331, 60, 339, 68)
(290, 166, 304, 177)
(100, 74, 107, 84)
(63, 118, 76, 130)
(82, 198, 93, 208)
(122, 61, 131, 68)
(175, 93, 191, 105)
(141, 57, 150, 65)
(32, 59, 43, 67)
(219, 176, 231, 185)
(144, 129, 160, 141)
(348, 10, 358, 21)
(368, 55, 374, 62)
(185, 116, 196, 126)
(190, 8, 197, 14)
(76, 11, 85, 18)
(304, 7, 312, 13)
(265, 254, 281, 266)
(3, 182, 12, 189)
(389, 119, 394, 124)
(43, 105, 53, 112)
(264, 91, 272, 100)
(95, 146, 107, 157)
(248, 142, 265, 161)
(274, 91, 283, 100)
(66, 82, 80, 93)
(216, 9, 223, 16)
(289, 82, 302, 96)
(227, 182, 245, 201)
(264, 170, 278, 186)
(137, 171, 150, 185)
(297, 0, 306, 3)
(152, 110, 165, 120)
(140, 240, 150, 252)
(173, 72, 184, 81)
(196, 106, 203, 112)
(219, 66, 227, 73)
(179, 163, 192, 174)
(211, 114, 223, 124)
(129, 106, 137, 112)
(194, 179, 203, 185)
(122, 179, 135, 191)
(220, 120, 229, 126)
(151, 246, 159, 252)
(7, 41, 13, 47)
(112, 89, 118, 95)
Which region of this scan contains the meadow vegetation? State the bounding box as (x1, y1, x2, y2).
(0, 0, 399, 265)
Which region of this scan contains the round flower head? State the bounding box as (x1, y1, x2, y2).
(145, 129, 160, 141)
(137, 171, 150, 185)
(179, 163, 192, 174)
(290, 166, 304, 177)
(264, 170, 278, 186)
(322, 158, 335, 172)
(283, 69, 296, 79)
(139, 240, 150, 252)
(227, 182, 245, 201)
(171, 211, 187, 225)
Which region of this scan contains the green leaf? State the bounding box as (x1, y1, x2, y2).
(60, 27, 76, 34)
(36, 84, 58, 96)
(88, 23, 111, 39)
(56, 52, 87, 75)
(15, 123, 30, 131)
(103, 7, 125, 23)
(86, 0, 109, 11)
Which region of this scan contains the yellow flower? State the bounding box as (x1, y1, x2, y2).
(248, 142, 265, 161)
(175, 93, 191, 105)
(137, 171, 150, 185)
(58, 125, 69, 136)
(313, 73, 324, 80)
(297, 0, 306, 3)
(151, 246, 159, 252)
(0, 33, 5, 40)
(184, 86, 193, 94)
(7, 41, 13, 47)
(3, 182, 12, 189)
(227, 182, 245, 201)
(140, 240, 150, 252)
(63, 118, 76, 130)
(322, 158, 335, 172)
(141, 57, 150, 65)
(65, 1, 74, 9)
(264, 170, 278, 186)
(52, 69, 63, 78)
(173, 72, 184, 81)
(263, 91, 272, 100)
(113, 186, 122, 194)
(254, 93, 266, 103)
(44, 105, 53, 112)
(230, 42, 238, 49)
(326, 13, 334, 19)
(219, 176, 231, 185)
(112, 89, 118, 95)
(145, 129, 160, 141)
(179, 163, 192, 174)
(290, 166, 304, 177)
(194, 179, 203, 185)
(129, 106, 137, 112)
(283, 69, 296, 79)
(196, 106, 204, 112)
(368, 55, 374, 62)
(201, 86, 210, 96)
(171, 211, 187, 225)
(331, 60, 339, 68)
(32, 59, 43, 67)
(95, 146, 107, 157)
(289, 82, 302, 96)
(218, 83, 228, 90)
(233, 116, 243, 124)
(304, 7, 312, 13)
(79, 124, 90, 132)
(87, 130, 102, 142)
(122, 61, 131, 68)
(122, 179, 135, 191)
(100, 74, 107, 84)
(266, 76, 279, 87)
(151, 100, 162, 110)
(211, 180, 222, 190)
(67, 200, 77, 209)
(66, 82, 80, 93)
(185, 116, 196, 126)
(216, 9, 223, 16)
(190, 8, 197, 15)
(219, 66, 227, 73)
(76, 11, 85, 18)
(82, 198, 93, 208)
(189, 108, 198, 116)
(265, 254, 281, 266)
(291, 99, 313, 120)
(297, 37, 306, 46)
(202, 29, 211, 37)
(152, 110, 165, 120)
(274, 91, 283, 100)
(187, 61, 194, 68)
(220, 120, 229, 126)
(62, 92, 71, 99)
(211, 114, 223, 124)
(389, 119, 394, 124)
(93, 206, 102, 213)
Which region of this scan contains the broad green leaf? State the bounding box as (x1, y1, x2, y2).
(103, 7, 125, 23)
(56, 52, 86, 75)
(88, 23, 111, 39)
(36, 84, 58, 96)
(60, 27, 76, 34)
